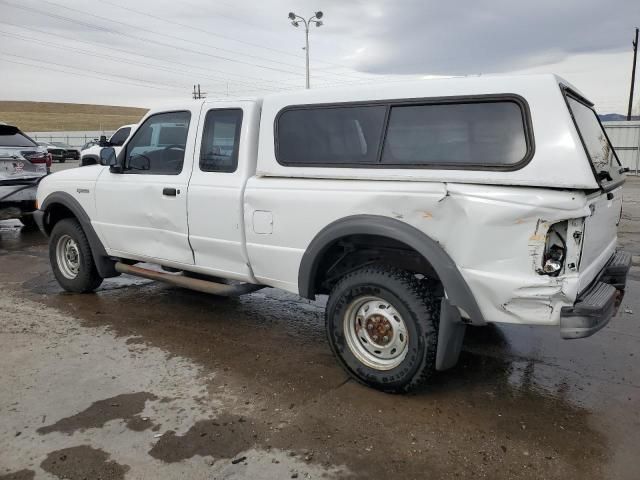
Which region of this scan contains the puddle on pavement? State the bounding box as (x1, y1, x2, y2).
(38, 392, 158, 435)
(40, 446, 129, 480)
(0, 470, 35, 480)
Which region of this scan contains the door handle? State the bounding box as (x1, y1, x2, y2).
(163, 187, 177, 196)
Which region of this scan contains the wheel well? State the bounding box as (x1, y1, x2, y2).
(44, 203, 76, 234)
(311, 234, 439, 296)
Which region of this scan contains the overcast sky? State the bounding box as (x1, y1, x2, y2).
(0, 0, 639, 114)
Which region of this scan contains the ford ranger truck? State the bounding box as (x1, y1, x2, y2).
(34, 74, 631, 393)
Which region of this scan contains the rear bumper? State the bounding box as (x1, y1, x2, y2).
(560, 250, 631, 339)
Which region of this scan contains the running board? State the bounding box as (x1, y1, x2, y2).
(114, 262, 264, 297)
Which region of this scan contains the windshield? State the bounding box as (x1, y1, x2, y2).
(110, 127, 131, 146)
(566, 95, 620, 173)
(0, 126, 37, 147)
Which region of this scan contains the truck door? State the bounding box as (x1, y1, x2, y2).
(94, 109, 198, 265)
(187, 101, 257, 281)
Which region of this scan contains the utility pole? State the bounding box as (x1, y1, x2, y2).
(192, 84, 207, 99)
(628, 27, 639, 121)
(288, 11, 324, 89)
(305, 24, 310, 89)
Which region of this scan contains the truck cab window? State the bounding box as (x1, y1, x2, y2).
(124, 111, 190, 175)
(199, 109, 243, 173)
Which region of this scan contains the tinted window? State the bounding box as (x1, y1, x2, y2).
(124, 112, 190, 175)
(382, 102, 527, 166)
(110, 127, 131, 146)
(277, 105, 386, 165)
(566, 96, 618, 172)
(0, 126, 36, 147)
(200, 109, 243, 172)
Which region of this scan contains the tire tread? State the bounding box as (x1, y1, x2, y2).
(326, 264, 440, 393)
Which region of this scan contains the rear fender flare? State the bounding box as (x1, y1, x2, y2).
(298, 214, 485, 326)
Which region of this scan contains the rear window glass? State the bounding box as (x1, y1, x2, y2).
(0, 127, 36, 147)
(382, 102, 528, 166)
(566, 96, 617, 171)
(277, 105, 386, 165)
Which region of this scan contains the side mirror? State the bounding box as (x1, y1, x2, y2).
(100, 147, 120, 172)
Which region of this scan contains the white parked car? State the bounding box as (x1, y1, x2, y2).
(80, 124, 135, 166)
(34, 74, 630, 392)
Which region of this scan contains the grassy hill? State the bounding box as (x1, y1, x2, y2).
(0, 101, 148, 132)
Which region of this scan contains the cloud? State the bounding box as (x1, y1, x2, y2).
(344, 0, 640, 75)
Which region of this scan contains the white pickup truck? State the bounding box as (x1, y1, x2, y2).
(35, 74, 630, 392)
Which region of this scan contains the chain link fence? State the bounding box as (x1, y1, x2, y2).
(27, 131, 116, 149)
(603, 121, 640, 175)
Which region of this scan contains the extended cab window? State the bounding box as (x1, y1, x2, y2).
(382, 101, 528, 166)
(200, 109, 243, 173)
(124, 111, 190, 175)
(109, 127, 131, 147)
(277, 105, 386, 165)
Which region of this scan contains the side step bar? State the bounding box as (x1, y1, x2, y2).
(114, 262, 264, 297)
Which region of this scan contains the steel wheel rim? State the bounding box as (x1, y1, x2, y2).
(343, 295, 409, 371)
(56, 234, 81, 279)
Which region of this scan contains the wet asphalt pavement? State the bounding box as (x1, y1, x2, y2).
(0, 172, 639, 479)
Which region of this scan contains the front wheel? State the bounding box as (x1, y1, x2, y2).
(325, 265, 439, 393)
(59, 158, 66, 163)
(49, 218, 103, 292)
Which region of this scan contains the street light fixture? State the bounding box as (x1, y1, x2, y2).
(288, 11, 324, 89)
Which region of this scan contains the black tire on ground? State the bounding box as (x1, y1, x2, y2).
(325, 265, 440, 393)
(59, 158, 66, 163)
(49, 218, 103, 293)
(19, 215, 38, 229)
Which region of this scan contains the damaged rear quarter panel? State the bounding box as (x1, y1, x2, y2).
(430, 183, 591, 325)
(245, 178, 591, 326)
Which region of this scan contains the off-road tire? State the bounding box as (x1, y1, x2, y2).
(326, 265, 440, 393)
(49, 218, 103, 293)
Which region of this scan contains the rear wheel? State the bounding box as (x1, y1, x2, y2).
(59, 158, 66, 163)
(325, 265, 439, 393)
(49, 218, 103, 292)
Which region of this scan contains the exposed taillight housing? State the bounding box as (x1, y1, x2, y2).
(539, 222, 568, 277)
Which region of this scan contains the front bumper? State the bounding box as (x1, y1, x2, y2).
(560, 250, 631, 339)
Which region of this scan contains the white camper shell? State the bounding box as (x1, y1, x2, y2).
(35, 74, 630, 393)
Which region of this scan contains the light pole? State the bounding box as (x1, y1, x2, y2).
(288, 11, 324, 89)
